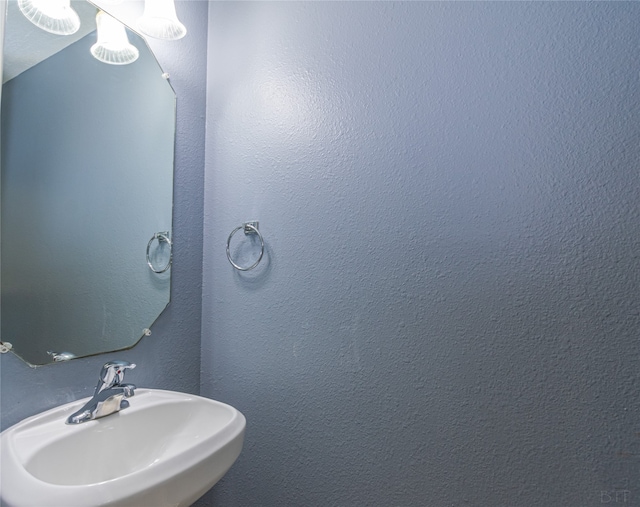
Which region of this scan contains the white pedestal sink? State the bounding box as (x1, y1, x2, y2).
(0, 389, 246, 507)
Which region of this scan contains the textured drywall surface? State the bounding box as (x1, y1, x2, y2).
(0, 0, 207, 431)
(201, 2, 640, 506)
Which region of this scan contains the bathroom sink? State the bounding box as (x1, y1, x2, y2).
(0, 389, 245, 507)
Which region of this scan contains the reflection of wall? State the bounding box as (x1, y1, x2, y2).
(202, 2, 640, 506)
(0, 1, 206, 430)
(0, 0, 5, 89)
(1, 31, 174, 364)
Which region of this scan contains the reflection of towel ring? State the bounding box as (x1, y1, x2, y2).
(226, 221, 264, 271)
(146, 232, 172, 273)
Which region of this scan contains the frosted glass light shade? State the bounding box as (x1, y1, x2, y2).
(137, 0, 187, 41)
(18, 0, 80, 35)
(90, 11, 139, 65)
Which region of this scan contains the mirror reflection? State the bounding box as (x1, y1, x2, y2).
(1, 0, 175, 366)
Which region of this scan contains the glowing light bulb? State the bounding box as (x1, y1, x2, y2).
(137, 0, 186, 41)
(18, 0, 80, 35)
(90, 11, 139, 66)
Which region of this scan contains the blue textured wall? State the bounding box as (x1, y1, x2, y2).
(201, 2, 640, 506)
(0, 1, 208, 431)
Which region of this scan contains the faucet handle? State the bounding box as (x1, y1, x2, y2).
(98, 360, 136, 392)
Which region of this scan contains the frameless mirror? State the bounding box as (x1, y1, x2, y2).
(1, 0, 175, 366)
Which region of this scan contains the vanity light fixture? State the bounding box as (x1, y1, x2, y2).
(17, 0, 80, 35)
(137, 0, 187, 41)
(90, 11, 139, 65)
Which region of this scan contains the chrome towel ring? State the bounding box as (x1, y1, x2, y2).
(226, 221, 264, 271)
(146, 231, 172, 273)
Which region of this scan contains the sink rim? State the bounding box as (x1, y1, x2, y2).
(0, 388, 246, 507)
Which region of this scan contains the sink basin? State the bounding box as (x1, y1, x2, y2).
(0, 389, 245, 507)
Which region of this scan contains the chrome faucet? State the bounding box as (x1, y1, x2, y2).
(66, 360, 136, 425)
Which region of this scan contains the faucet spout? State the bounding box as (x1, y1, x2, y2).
(66, 361, 136, 425)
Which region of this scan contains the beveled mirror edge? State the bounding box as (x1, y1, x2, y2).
(1, 0, 7, 365)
